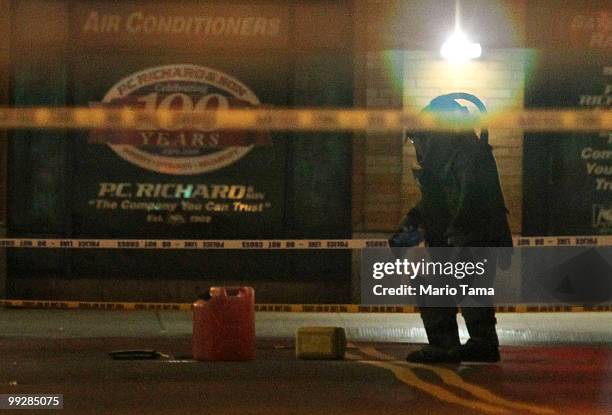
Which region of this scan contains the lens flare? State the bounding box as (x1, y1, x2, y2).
(440, 31, 482, 63)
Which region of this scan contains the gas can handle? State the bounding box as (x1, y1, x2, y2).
(209, 286, 253, 297)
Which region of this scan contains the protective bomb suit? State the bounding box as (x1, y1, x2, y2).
(394, 93, 512, 363)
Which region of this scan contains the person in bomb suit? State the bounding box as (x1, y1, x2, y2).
(390, 93, 512, 363)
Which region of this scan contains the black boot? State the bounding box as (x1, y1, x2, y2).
(461, 307, 500, 362)
(407, 307, 461, 364)
(459, 339, 500, 363)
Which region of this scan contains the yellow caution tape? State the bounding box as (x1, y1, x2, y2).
(0, 107, 610, 132)
(0, 236, 611, 250)
(1, 299, 610, 313)
(0, 238, 385, 250)
(0, 299, 190, 311)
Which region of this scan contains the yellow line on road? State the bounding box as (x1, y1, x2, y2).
(401, 361, 557, 415)
(356, 358, 512, 414)
(355, 346, 557, 415)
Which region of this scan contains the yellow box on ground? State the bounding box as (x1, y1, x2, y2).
(295, 327, 346, 360)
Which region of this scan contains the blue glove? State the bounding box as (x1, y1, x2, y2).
(389, 227, 423, 248)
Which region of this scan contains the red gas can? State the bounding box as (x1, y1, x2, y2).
(192, 286, 255, 361)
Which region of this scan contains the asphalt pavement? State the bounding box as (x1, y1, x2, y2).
(1, 309, 611, 414)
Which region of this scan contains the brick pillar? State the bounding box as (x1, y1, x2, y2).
(0, 0, 9, 298)
(351, 49, 405, 302)
(360, 51, 405, 231)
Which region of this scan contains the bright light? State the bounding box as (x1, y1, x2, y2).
(440, 31, 482, 63)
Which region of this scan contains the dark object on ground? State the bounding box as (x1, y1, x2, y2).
(109, 349, 170, 360)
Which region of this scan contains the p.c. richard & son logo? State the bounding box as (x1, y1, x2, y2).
(89, 64, 269, 175)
